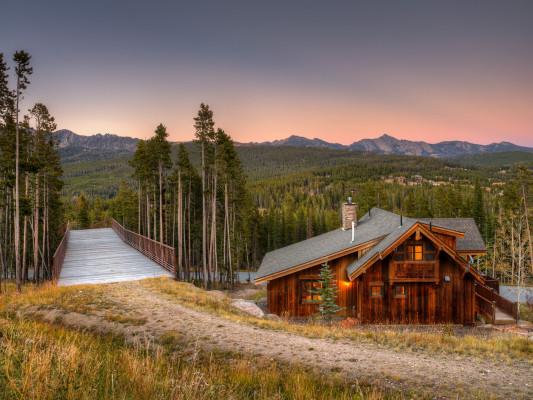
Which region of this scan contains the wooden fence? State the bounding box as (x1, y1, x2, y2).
(52, 223, 70, 281)
(475, 282, 518, 322)
(111, 219, 176, 274)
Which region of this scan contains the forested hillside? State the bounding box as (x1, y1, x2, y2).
(61, 142, 533, 198)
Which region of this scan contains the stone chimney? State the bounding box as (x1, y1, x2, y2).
(342, 197, 357, 230)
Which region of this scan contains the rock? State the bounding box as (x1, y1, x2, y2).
(256, 298, 268, 313)
(264, 313, 281, 321)
(231, 299, 265, 318)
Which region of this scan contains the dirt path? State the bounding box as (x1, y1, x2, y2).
(35, 281, 533, 399)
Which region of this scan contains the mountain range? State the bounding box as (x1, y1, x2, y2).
(261, 134, 533, 157)
(55, 129, 532, 161)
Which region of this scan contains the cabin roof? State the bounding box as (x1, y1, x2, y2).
(255, 207, 485, 283)
(419, 218, 486, 252)
(346, 220, 418, 278)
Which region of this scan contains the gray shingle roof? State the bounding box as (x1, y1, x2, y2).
(255, 207, 486, 282)
(256, 208, 408, 281)
(346, 220, 417, 277)
(419, 218, 486, 252)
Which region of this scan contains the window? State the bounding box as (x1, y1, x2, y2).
(395, 240, 437, 263)
(370, 284, 383, 298)
(424, 242, 435, 261)
(394, 285, 406, 298)
(407, 244, 424, 261)
(300, 280, 321, 304)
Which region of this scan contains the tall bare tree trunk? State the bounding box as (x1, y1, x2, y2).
(40, 178, 47, 282)
(516, 215, 523, 321)
(511, 214, 515, 284)
(14, 77, 21, 291)
(177, 171, 183, 279)
(33, 174, 40, 283)
(138, 181, 141, 233)
(22, 173, 29, 282)
(45, 182, 50, 279)
(153, 189, 157, 241)
(521, 185, 533, 272)
(187, 184, 191, 282)
(225, 183, 233, 286)
(159, 162, 164, 244)
(146, 193, 150, 239)
(172, 187, 176, 247)
(201, 143, 208, 287)
(211, 172, 217, 283)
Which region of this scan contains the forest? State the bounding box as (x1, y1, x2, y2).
(0, 51, 63, 290)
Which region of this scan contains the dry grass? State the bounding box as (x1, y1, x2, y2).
(0, 282, 398, 400)
(238, 285, 268, 302)
(519, 303, 533, 323)
(140, 278, 533, 363)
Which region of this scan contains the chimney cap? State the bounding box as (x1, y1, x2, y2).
(347, 196, 352, 204)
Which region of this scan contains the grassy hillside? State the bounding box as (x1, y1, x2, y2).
(1, 283, 388, 400)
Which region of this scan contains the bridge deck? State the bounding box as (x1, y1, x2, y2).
(58, 228, 173, 286)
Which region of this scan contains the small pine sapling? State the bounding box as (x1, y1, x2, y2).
(313, 262, 343, 321)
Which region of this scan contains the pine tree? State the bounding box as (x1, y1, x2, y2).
(13, 51, 32, 291)
(77, 194, 90, 229)
(148, 124, 171, 243)
(313, 262, 343, 321)
(194, 103, 215, 286)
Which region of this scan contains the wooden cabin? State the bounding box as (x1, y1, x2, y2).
(254, 202, 508, 325)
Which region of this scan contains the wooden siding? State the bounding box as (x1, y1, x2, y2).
(267, 232, 476, 324)
(432, 231, 456, 250)
(267, 253, 357, 317)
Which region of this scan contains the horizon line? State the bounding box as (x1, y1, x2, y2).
(55, 128, 533, 148)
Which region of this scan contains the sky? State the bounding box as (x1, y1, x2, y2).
(2, 0, 533, 146)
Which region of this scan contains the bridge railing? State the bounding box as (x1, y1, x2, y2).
(111, 219, 176, 274)
(52, 222, 70, 281)
(475, 281, 518, 321)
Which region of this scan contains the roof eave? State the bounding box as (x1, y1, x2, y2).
(254, 237, 384, 284)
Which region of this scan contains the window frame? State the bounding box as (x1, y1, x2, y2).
(407, 244, 424, 261)
(369, 282, 384, 298)
(394, 285, 407, 298)
(394, 237, 439, 263)
(300, 279, 322, 304)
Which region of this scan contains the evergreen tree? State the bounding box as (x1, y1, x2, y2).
(77, 194, 90, 229)
(313, 262, 343, 321)
(194, 103, 216, 286)
(13, 51, 32, 291)
(148, 124, 172, 243)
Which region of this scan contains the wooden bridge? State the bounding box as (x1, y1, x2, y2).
(55, 221, 174, 286)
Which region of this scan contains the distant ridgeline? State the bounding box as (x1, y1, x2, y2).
(57, 129, 533, 198)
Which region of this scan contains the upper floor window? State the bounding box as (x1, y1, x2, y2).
(394, 240, 436, 262)
(407, 244, 423, 261)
